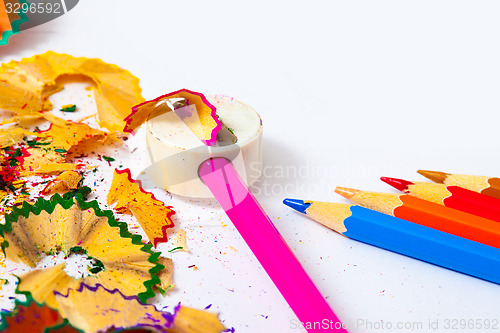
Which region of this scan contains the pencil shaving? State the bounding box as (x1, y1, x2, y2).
(1, 283, 226, 333)
(0, 296, 65, 332)
(107, 168, 175, 247)
(0, 51, 144, 132)
(20, 113, 117, 176)
(55, 283, 173, 333)
(124, 89, 222, 146)
(168, 229, 189, 253)
(0, 127, 39, 148)
(40, 171, 82, 195)
(1, 195, 165, 310)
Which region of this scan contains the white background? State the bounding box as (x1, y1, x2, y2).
(1, 1, 500, 332)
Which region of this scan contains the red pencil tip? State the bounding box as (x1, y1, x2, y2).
(381, 177, 414, 192)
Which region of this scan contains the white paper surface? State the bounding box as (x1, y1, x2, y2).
(1, 1, 500, 332)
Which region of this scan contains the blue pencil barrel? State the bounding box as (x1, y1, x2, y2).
(344, 206, 500, 285)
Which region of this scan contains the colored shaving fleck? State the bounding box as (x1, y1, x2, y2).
(60, 104, 77, 112)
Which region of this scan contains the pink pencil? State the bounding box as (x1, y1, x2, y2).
(199, 157, 346, 332)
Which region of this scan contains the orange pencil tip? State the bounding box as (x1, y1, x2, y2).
(417, 170, 450, 184)
(335, 187, 360, 199)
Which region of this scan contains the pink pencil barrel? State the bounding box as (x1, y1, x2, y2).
(198, 157, 346, 332)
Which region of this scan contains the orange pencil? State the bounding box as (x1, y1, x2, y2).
(418, 170, 500, 200)
(335, 187, 500, 249)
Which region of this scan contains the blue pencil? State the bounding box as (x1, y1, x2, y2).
(284, 199, 500, 285)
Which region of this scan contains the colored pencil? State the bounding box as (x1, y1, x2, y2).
(381, 177, 500, 223)
(199, 158, 346, 332)
(0, 2, 12, 41)
(418, 170, 500, 200)
(335, 187, 500, 249)
(283, 199, 500, 285)
(167, 97, 345, 332)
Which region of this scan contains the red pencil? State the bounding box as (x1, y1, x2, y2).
(381, 177, 500, 223)
(335, 186, 500, 249)
(418, 170, 500, 200)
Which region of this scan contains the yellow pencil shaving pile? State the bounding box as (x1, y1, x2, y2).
(0, 51, 144, 132)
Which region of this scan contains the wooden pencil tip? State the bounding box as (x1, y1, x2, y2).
(417, 170, 449, 184)
(381, 177, 413, 192)
(283, 199, 311, 214)
(335, 187, 360, 199)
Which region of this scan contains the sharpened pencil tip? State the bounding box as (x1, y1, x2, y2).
(417, 170, 449, 184)
(381, 177, 414, 192)
(283, 199, 311, 214)
(334, 187, 360, 199)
